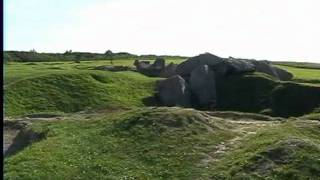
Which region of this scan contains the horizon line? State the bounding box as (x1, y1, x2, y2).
(5, 49, 320, 63)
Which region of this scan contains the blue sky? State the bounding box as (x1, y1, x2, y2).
(4, 0, 320, 62)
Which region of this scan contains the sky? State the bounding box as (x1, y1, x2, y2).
(4, 0, 320, 62)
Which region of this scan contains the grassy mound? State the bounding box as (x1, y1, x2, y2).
(4, 107, 237, 179)
(4, 71, 157, 117)
(209, 120, 320, 179)
(241, 138, 320, 178)
(113, 107, 232, 135)
(4, 108, 320, 179)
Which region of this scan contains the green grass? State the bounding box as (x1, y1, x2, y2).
(209, 120, 320, 179)
(276, 65, 320, 85)
(5, 70, 159, 117)
(4, 107, 238, 179)
(4, 58, 185, 117)
(4, 108, 320, 179)
(5, 60, 320, 118)
(302, 108, 320, 120)
(4, 50, 188, 62)
(4, 58, 185, 85)
(4, 59, 320, 179)
(272, 61, 320, 69)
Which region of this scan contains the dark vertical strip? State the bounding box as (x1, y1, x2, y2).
(1, 0, 5, 178)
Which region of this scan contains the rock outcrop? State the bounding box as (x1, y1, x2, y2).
(250, 60, 279, 78)
(94, 65, 133, 72)
(176, 53, 255, 77)
(153, 57, 165, 69)
(159, 63, 178, 78)
(134, 58, 165, 77)
(190, 65, 217, 107)
(156, 75, 190, 107)
(176, 53, 224, 76)
(134, 58, 177, 77)
(251, 60, 293, 81)
(274, 67, 293, 81)
(141, 53, 294, 109)
(225, 58, 255, 74)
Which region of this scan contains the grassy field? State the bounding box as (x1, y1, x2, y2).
(272, 61, 320, 69)
(5, 58, 319, 86)
(4, 58, 185, 85)
(4, 58, 320, 118)
(4, 58, 185, 117)
(4, 58, 320, 179)
(276, 65, 320, 85)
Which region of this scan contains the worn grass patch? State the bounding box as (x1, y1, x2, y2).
(208, 120, 320, 179)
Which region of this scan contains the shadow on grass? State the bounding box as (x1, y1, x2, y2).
(293, 79, 320, 84)
(5, 127, 48, 158)
(142, 96, 161, 106)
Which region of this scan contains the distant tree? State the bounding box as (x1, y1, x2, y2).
(64, 50, 72, 54)
(30, 49, 36, 53)
(105, 50, 113, 56)
(105, 50, 114, 65)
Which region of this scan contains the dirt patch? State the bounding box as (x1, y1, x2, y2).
(198, 120, 276, 167)
(4, 121, 48, 157)
(243, 138, 320, 175)
(205, 111, 284, 121)
(26, 113, 62, 118)
(94, 65, 134, 72)
(3, 129, 20, 154)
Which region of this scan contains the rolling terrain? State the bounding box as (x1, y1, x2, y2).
(4, 57, 320, 179)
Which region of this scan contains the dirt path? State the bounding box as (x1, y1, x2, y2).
(199, 119, 279, 167)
